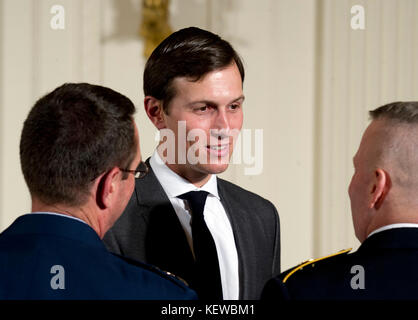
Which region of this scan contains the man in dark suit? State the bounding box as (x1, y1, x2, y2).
(262, 101, 418, 300)
(0, 83, 196, 300)
(104, 27, 281, 300)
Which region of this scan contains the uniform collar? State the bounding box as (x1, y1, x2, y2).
(149, 150, 220, 200)
(1, 213, 105, 250)
(31, 211, 88, 225)
(367, 223, 418, 238)
(359, 226, 418, 251)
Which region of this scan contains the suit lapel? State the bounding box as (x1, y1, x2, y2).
(217, 179, 248, 300)
(137, 160, 195, 284)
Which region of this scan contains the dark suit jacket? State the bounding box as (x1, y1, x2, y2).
(0, 214, 197, 300)
(262, 227, 418, 300)
(104, 162, 281, 300)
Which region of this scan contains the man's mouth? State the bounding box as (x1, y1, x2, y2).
(206, 144, 229, 156)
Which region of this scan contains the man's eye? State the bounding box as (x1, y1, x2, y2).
(229, 104, 240, 110)
(194, 105, 209, 113)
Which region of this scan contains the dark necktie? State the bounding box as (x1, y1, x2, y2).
(178, 191, 223, 300)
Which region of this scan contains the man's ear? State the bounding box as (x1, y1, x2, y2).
(369, 168, 391, 210)
(96, 167, 121, 210)
(144, 96, 166, 130)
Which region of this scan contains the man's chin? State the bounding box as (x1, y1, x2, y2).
(197, 162, 230, 175)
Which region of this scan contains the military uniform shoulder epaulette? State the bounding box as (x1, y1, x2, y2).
(282, 248, 352, 283)
(112, 252, 190, 288)
(154, 267, 190, 287)
(137, 262, 191, 288)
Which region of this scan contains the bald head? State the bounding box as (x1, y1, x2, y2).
(349, 101, 418, 242)
(368, 102, 418, 194)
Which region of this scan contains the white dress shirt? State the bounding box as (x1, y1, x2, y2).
(150, 150, 239, 300)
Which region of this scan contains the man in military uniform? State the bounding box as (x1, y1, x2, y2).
(0, 83, 196, 299)
(262, 101, 418, 300)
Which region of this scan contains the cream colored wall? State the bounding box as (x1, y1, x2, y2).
(0, 0, 417, 271)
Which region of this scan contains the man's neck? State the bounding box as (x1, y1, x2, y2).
(365, 208, 418, 241)
(156, 147, 212, 188)
(165, 163, 212, 188)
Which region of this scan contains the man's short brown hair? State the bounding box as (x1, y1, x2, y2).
(20, 83, 136, 207)
(370, 101, 418, 123)
(143, 27, 245, 114)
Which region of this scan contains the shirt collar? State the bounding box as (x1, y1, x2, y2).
(149, 150, 219, 199)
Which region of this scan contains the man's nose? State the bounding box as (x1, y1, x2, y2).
(213, 109, 230, 131)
